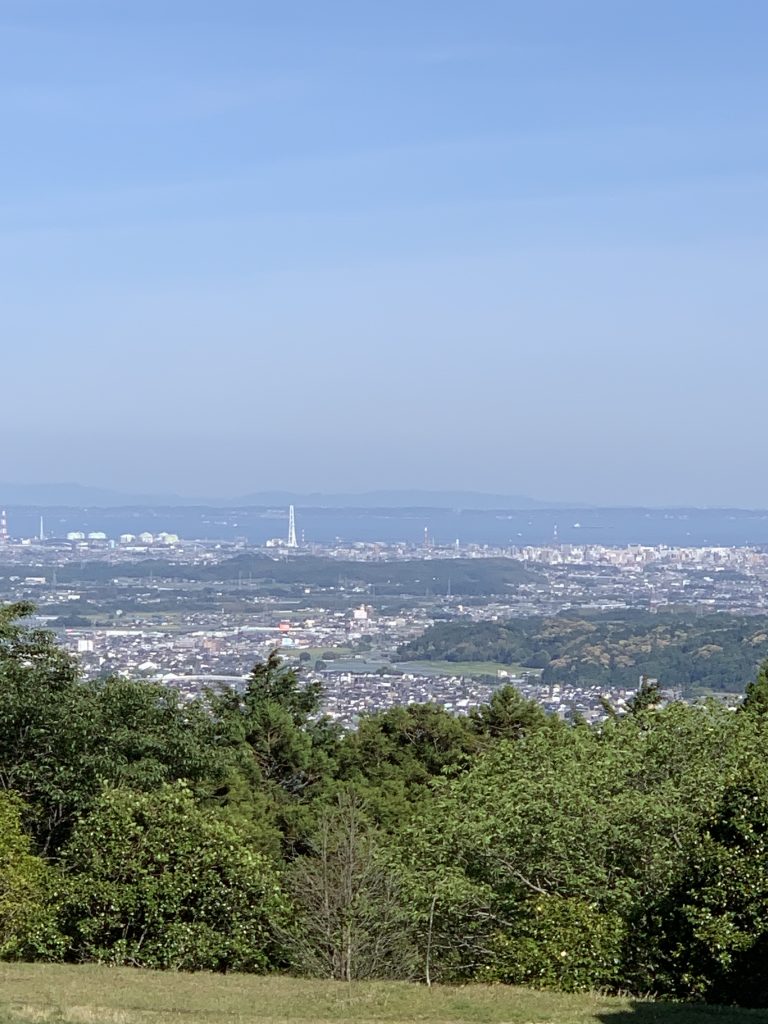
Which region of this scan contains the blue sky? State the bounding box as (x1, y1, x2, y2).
(2, 1, 767, 504)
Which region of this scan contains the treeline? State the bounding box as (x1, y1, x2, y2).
(397, 612, 768, 694)
(6, 601, 768, 1005)
(28, 555, 534, 596)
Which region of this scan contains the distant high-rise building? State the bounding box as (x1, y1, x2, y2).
(287, 505, 298, 548)
(0, 509, 8, 545)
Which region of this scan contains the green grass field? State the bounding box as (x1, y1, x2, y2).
(398, 659, 540, 679)
(1, 964, 766, 1024)
(303, 647, 355, 660)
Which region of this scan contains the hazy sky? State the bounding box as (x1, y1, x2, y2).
(3, 1, 767, 504)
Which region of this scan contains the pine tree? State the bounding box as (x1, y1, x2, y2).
(742, 659, 768, 715)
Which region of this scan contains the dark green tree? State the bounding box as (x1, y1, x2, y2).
(625, 675, 663, 716)
(468, 684, 550, 741)
(209, 650, 338, 852)
(656, 773, 768, 1006)
(338, 703, 476, 827)
(742, 658, 768, 716)
(210, 649, 325, 792)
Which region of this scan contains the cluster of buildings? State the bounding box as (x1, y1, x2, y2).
(2, 514, 768, 723)
(65, 530, 181, 548)
(512, 543, 768, 570)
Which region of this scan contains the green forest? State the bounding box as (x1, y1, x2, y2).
(397, 611, 768, 694)
(6, 600, 768, 1006)
(25, 555, 534, 596)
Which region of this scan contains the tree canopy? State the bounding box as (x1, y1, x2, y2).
(3, 602, 768, 1006)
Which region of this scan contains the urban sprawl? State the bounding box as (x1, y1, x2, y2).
(2, 506, 767, 725)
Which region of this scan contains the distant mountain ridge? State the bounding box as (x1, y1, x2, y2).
(0, 482, 558, 510)
(234, 490, 557, 510)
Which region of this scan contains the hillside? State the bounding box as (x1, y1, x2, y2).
(397, 611, 768, 694)
(0, 964, 764, 1024)
(45, 554, 536, 596)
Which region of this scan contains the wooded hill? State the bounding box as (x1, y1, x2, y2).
(397, 611, 768, 694)
(29, 555, 536, 596)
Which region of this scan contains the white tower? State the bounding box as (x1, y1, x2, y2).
(287, 505, 298, 548)
(39, 515, 45, 542)
(0, 509, 8, 545)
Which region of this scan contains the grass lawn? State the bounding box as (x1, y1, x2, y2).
(398, 659, 541, 679)
(1, 964, 766, 1024)
(301, 647, 355, 660)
